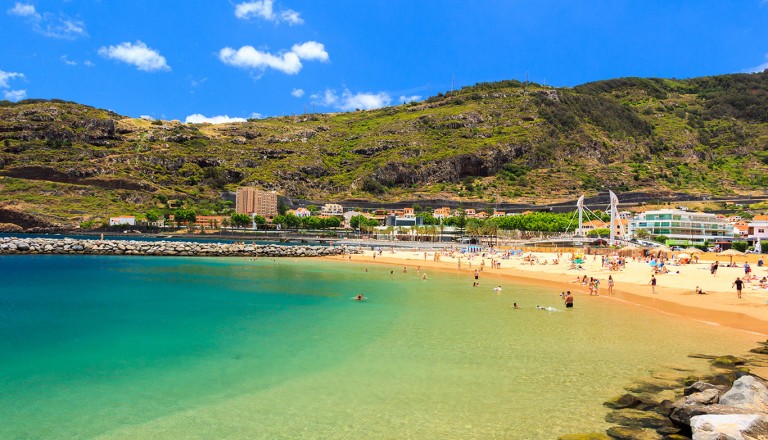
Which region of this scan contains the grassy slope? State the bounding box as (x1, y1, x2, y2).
(1, 73, 768, 225)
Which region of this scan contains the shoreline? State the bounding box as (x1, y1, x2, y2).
(326, 249, 768, 340)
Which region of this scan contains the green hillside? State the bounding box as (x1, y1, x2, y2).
(1, 71, 768, 228)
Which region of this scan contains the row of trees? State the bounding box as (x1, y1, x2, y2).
(133, 208, 607, 234)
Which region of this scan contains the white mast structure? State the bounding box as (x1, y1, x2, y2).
(576, 195, 585, 237)
(608, 191, 624, 246)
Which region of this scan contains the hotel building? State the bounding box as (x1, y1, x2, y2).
(627, 209, 732, 245)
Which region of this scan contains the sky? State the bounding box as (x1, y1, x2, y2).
(2, 1, 768, 123)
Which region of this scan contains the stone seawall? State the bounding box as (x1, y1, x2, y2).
(0, 237, 358, 257)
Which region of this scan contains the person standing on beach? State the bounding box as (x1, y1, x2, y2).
(607, 275, 614, 295)
(649, 275, 657, 294)
(732, 277, 744, 299)
(710, 261, 719, 276)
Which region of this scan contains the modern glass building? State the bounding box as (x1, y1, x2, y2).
(627, 209, 732, 245)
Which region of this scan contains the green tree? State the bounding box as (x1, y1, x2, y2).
(302, 216, 322, 229)
(173, 208, 196, 226)
(145, 211, 160, 223)
(306, 205, 319, 212)
(587, 227, 610, 238)
(323, 216, 342, 228)
(635, 229, 651, 239)
(732, 241, 748, 252)
(253, 215, 267, 228)
(350, 214, 367, 230)
(417, 212, 439, 225)
(230, 213, 251, 229)
(277, 198, 288, 215)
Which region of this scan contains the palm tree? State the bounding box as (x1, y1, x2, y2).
(481, 222, 499, 247)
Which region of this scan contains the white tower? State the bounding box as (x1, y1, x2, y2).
(576, 195, 585, 237)
(608, 191, 624, 246)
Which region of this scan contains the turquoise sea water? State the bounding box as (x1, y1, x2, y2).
(0, 255, 758, 439)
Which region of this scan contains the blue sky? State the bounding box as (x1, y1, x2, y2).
(2, 1, 768, 123)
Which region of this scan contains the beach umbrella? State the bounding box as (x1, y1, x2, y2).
(652, 245, 672, 257)
(677, 253, 691, 263)
(617, 245, 639, 256)
(718, 248, 744, 265)
(683, 247, 703, 254)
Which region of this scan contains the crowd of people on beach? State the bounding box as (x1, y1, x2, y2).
(345, 242, 768, 312)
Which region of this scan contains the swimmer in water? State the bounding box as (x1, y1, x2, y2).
(493, 285, 502, 292)
(355, 294, 364, 301)
(513, 302, 519, 309)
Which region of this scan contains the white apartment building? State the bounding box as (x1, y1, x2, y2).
(627, 209, 732, 245)
(321, 203, 344, 216)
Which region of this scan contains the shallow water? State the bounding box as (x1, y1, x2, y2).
(0, 256, 758, 439)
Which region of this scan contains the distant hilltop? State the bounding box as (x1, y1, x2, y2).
(1, 71, 768, 228)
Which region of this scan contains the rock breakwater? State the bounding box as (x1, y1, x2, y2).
(0, 237, 356, 258)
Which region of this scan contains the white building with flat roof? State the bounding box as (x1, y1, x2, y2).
(321, 203, 344, 216)
(627, 209, 732, 245)
(747, 220, 768, 242)
(109, 216, 136, 226)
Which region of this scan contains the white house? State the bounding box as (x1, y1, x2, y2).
(291, 208, 311, 218)
(747, 219, 768, 242)
(109, 216, 136, 226)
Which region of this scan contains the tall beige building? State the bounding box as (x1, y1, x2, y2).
(236, 187, 278, 218)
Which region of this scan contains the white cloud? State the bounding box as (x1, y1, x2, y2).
(745, 54, 768, 73)
(234, 0, 303, 25)
(399, 95, 422, 103)
(8, 2, 37, 17)
(0, 70, 25, 88)
(83, 60, 94, 67)
(185, 114, 248, 124)
(61, 55, 78, 66)
(98, 41, 170, 72)
(311, 88, 392, 111)
(4, 89, 27, 101)
(290, 41, 329, 61)
(7, 3, 87, 39)
(310, 89, 338, 106)
(249, 112, 263, 119)
(219, 41, 328, 75)
(340, 91, 391, 111)
(280, 9, 303, 25)
(291, 88, 304, 98)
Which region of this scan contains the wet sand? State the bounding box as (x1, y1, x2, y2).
(327, 249, 768, 339)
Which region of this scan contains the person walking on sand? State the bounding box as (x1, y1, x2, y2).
(607, 275, 614, 295)
(710, 261, 719, 276)
(649, 275, 657, 294)
(732, 277, 744, 299)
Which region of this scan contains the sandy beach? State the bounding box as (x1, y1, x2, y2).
(327, 247, 768, 339)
